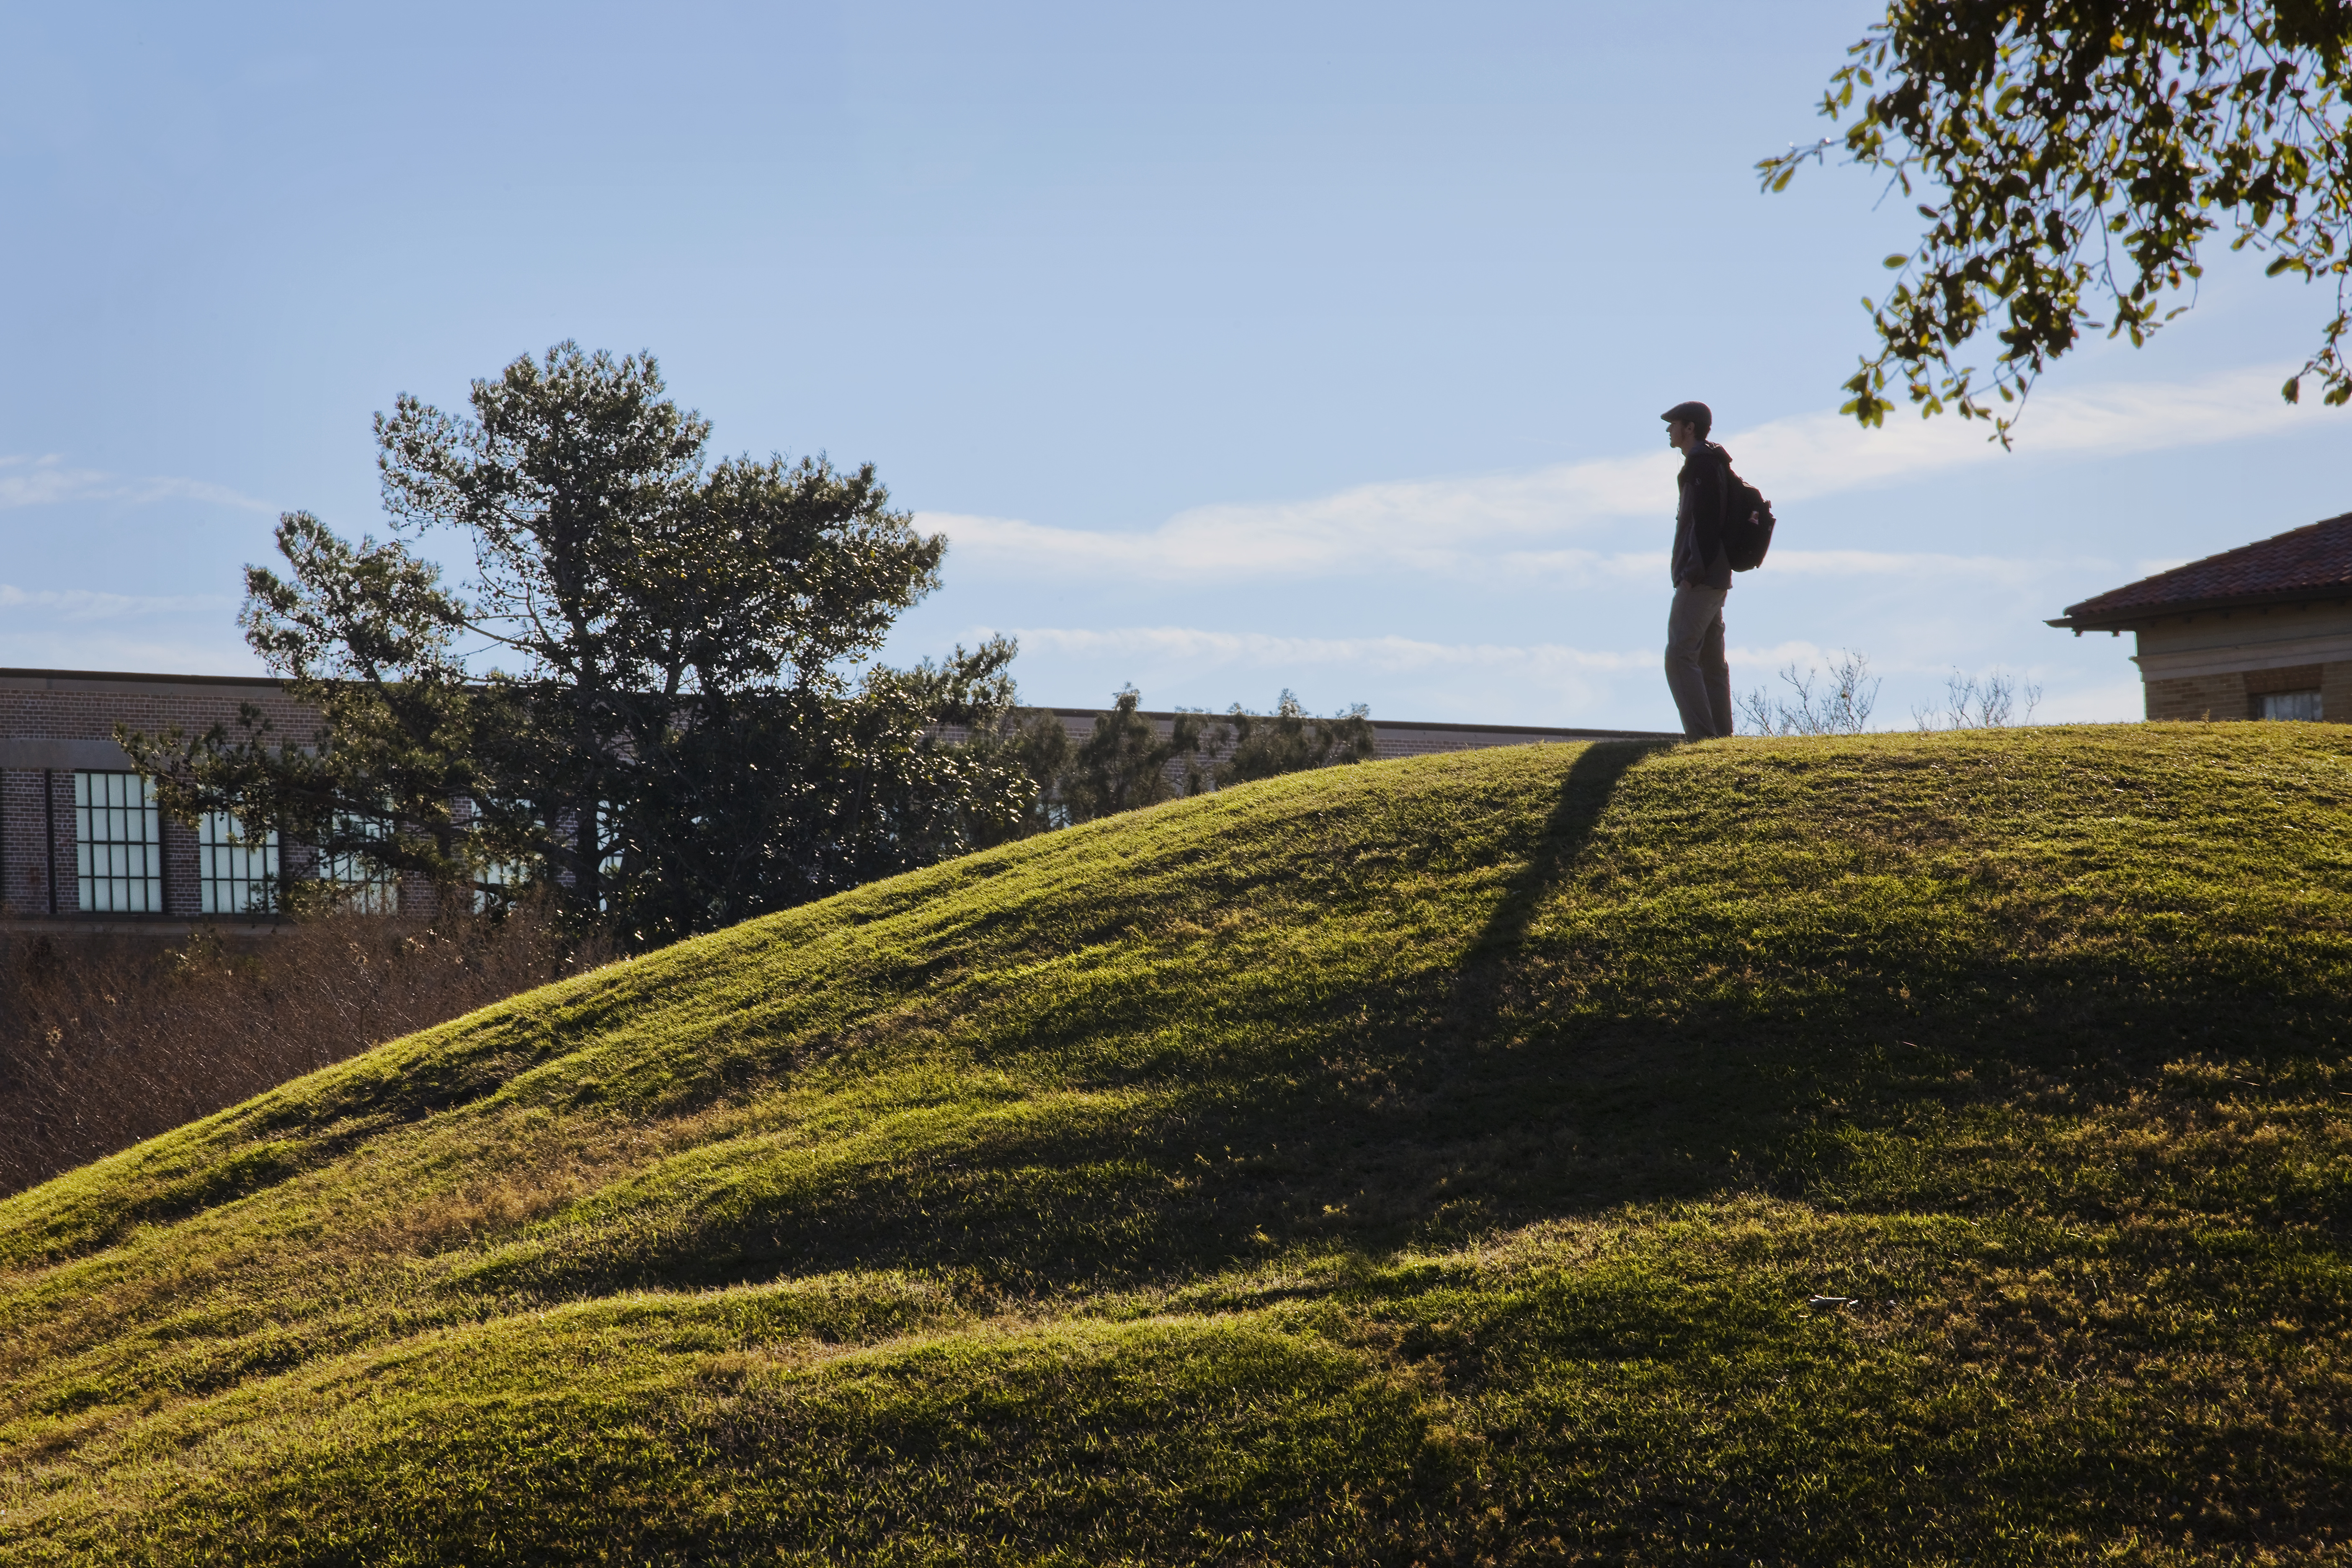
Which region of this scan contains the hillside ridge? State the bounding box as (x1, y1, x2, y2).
(5, 725, 2349, 1565)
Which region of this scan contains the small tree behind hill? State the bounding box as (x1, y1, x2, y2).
(1738, 651, 1882, 736)
(1213, 690, 1377, 786)
(1012, 688, 1375, 827)
(1913, 668, 2043, 732)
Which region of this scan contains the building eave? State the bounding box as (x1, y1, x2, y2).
(2048, 585, 2352, 634)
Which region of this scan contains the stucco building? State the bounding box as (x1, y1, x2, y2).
(2050, 509, 2352, 723)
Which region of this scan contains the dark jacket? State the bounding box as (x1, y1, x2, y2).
(1672, 442, 1732, 590)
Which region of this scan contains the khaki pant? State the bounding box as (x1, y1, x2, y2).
(1665, 583, 1732, 739)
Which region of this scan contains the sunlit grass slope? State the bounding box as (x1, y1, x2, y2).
(5, 724, 2351, 1565)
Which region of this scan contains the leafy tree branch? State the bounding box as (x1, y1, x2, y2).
(1764, 0, 2352, 440)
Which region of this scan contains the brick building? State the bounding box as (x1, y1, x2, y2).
(2, 665, 1672, 933)
(2050, 510, 2352, 723)
(0, 668, 331, 933)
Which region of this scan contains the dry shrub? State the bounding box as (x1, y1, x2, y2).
(0, 903, 613, 1197)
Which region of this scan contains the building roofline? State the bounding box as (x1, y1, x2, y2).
(0, 670, 1676, 740)
(2046, 585, 2352, 632)
(0, 666, 285, 692)
(2052, 509, 2352, 629)
(1037, 707, 1675, 739)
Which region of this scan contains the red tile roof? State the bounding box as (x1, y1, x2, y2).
(2052, 510, 2352, 629)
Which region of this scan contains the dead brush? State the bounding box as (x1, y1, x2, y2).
(0, 901, 614, 1197)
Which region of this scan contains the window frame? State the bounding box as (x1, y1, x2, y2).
(73, 770, 163, 914)
(315, 811, 400, 914)
(199, 810, 281, 916)
(2258, 690, 2323, 722)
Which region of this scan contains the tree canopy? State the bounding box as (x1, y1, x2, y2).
(1765, 0, 2352, 438)
(129, 343, 1031, 946)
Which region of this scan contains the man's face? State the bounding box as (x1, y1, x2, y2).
(1665, 420, 1694, 452)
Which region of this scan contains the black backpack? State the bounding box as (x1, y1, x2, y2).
(1716, 451, 1776, 572)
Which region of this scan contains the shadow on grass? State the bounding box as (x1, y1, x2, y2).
(516, 742, 1764, 1296)
(1464, 740, 1674, 965)
(492, 738, 2352, 1300)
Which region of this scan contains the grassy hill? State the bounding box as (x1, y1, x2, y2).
(3, 725, 2349, 1565)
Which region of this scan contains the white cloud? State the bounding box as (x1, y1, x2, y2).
(996, 623, 1839, 680)
(996, 622, 2152, 695)
(1723, 363, 2322, 503)
(0, 632, 259, 677)
(0, 456, 113, 509)
(0, 454, 271, 513)
(1756, 549, 2103, 588)
(1486, 547, 2108, 588)
(1006, 624, 1644, 675)
(2035, 678, 2147, 724)
(923, 363, 2328, 581)
(0, 583, 235, 622)
(977, 622, 2154, 729)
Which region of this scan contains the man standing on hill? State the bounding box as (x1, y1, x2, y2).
(1661, 400, 1733, 739)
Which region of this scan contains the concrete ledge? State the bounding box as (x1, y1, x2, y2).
(0, 738, 137, 770)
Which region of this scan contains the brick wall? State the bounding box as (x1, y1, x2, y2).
(2143, 661, 2351, 723)
(4, 670, 1677, 928)
(0, 766, 66, 915)
(2143, 671, 2250, 722)
(2321, 661, 2352, 723)
(0, 669, 318, 921)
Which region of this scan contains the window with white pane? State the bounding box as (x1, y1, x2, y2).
(200, 811, 279, 915)
(2259, 690, 2323, 722)
(75, 771, 162, 913)
(471, 856, 528, 913)
(598, 800, 624, 910)
(464, 799, 539, 913)
(316, 812, 398, 913)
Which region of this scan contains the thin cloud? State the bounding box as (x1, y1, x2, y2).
(0, 584, 236, 622)
(996, 624, 1831, 679)
(985, 623, 2142, 728)
(925, 363, 2328, 580)
(1488, 547, 2107, 588)
(1000, 623, 2110, 689)
(1725, 363, 2322, 503)
(1756, 550, 2101, 588)
(0, 454, 271, 513)
(1006, 624, 1647, 674)
(0, 633, 261, 677)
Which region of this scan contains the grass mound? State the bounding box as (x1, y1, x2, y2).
(4, 724, 2349, 1565)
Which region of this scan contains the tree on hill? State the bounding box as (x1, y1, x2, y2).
(126, 343, 1032, 946)
(1006, 689, 1377, 827)
(1212, 689, 1376, 786)
(1765, 1, 2352, 439)
(1059, 689, 1217, 820)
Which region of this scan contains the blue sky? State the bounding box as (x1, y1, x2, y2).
(4, 1, 2346, 731)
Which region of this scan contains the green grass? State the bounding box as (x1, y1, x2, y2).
(4, 723, 2350, 1564)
